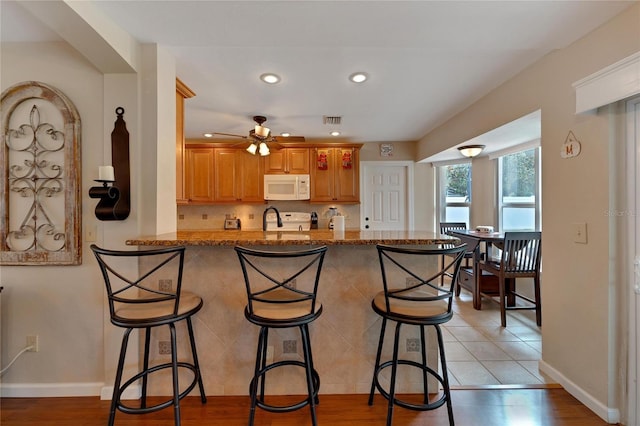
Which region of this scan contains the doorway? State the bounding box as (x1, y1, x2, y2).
(360, 161, 413, 231)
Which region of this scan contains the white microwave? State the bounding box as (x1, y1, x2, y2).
(263, 174, 310, 200)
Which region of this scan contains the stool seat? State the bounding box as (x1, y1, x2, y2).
(369, 243, 467, 426)
(235, 245, 327, 426)
(91, 245, 207, 426)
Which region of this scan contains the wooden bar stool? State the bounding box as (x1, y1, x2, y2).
(368, 243, 467, 426)
(235, 245, 327, 426)
(91, 245, 206, 426)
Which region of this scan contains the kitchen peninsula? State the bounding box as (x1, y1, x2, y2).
(126, 230, 460, 396)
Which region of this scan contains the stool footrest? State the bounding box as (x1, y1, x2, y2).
(251, 360, 320, 413)
(373, 359, 447, 412)
(117, 362, 200, 415)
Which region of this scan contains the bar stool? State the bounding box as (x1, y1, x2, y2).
(91, 245, 207, 426)
(368, 243, 467, 426)
(234, 245, 327, 426)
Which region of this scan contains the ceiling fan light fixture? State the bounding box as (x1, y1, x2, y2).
(260, 73, 280, 84)
(246, 143, 258, 155)
(259, 142, 270, 156)
(458, 145, 486, 158)
(349, 72, 368, 83)
(255, 125, 270, 138)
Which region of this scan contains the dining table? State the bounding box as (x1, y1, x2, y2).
(447, 229, 506, 310)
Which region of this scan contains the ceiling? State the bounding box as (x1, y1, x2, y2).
(1, 1, 635, 160)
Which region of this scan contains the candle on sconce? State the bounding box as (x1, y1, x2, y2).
(98, 166, 115, 182)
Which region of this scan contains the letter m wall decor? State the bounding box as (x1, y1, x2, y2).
(1, 82, 81, 265)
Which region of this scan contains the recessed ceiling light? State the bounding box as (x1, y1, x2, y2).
(280, 132, 291, 137)
(330, 131, 341, 137)
(203, 133, 213, 138)
(260, 73, 281, 84)
(349, 72, 368, 83)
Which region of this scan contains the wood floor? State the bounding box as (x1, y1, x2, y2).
(0, 388, 617, 426)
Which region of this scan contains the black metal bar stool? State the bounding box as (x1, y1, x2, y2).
(368, 243, 467, 426)
(91, 245, 207, 426)
(234, 245, 327, 426)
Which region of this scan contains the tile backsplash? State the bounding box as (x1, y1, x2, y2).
(178, 202, 361, 230)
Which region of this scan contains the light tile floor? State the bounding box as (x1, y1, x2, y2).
(444, 290, 554, 387)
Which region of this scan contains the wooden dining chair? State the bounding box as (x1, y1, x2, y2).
(438, 222, 472, 288)
(476, 232, 542, 327)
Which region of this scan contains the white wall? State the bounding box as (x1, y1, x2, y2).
(416, 4, 640, 422)
(1, 42, 107, 393)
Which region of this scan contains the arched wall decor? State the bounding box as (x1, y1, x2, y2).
(1, 81, 82, 265)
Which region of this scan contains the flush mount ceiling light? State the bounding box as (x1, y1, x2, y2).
(280, 132, 291, 137)
(260, 73, 281, 84)
(203, 133, 213, 138)
(349, 72, 368, 83)
(457, 145, 486, 158)
(330, 131, 341, 137)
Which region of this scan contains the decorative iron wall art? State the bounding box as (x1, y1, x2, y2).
(1, 81, 81, 265)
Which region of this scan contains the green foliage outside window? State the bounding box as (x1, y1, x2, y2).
(502, 149, 535, 197)
(445, 164, 470, 199)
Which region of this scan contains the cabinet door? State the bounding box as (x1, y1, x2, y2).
(264, 148, 309, 174)
(287, 148, 310, 174)
(214, 148, 239, 202)
(186, 147, 215, 203)
(310, 148, 335, 202)
(238, 150, 264, 202)
(335, 148, 359, 202)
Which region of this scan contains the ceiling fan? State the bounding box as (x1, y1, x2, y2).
(213, 115, 305, 156)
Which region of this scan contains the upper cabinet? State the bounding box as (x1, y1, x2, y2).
(310, 146, 360, 203)
(184, 145, 264, 204)
(176, 78, 196, 205)
(214, 148, 264, 203)
(264, 148, 310, 174)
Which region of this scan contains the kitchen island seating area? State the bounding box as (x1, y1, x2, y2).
(369, 243, 467, 426)
(234, 245, 328, 426)
(90, 245, 207, 426)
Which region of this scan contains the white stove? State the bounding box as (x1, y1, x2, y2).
(264, 211, 311, 231)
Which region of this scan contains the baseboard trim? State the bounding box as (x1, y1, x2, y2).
(539, 360, 620, 424)
(1, 382, 105, 398)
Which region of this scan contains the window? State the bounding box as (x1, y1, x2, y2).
(437, 162, 471, 226)
(498, 147, 541, 231)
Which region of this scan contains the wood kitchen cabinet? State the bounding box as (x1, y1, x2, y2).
(214, 148, 264, 203)
(310, 146, 360, 203)
(176, 78, 195, 205)
(264, 148, 310, 174)
(185, 146, 215, 203)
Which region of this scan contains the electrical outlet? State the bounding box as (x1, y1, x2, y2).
(85, 225, 97, 242)
(283, 340, 297, 354)
(159, 279, 172, 292)
(159, 341, 172, 355)
(406, 277, 420, 288)
(27, 335, 39, 352)
(285, 279, 296, 289)
(406, 338, 420, 352)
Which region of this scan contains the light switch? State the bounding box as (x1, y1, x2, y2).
(572, 222, 587, 244)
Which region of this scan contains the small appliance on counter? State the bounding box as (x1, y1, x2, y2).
(224, 217, 241, 230)
(310, 212, 318, 229)
(327, 207, 339, 229)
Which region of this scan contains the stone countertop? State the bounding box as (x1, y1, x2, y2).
(126, 229, 460, 246)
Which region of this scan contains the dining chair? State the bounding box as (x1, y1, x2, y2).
(476, 231, 542, 327)
(438, 222, 472, 288)
(369, 243, 467, 426)
(90, 245, 207, 426)
(235, 245, 327, 426)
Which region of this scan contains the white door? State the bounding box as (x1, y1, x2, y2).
(361, 162, 410, 231)
(628, 95, 640, 425)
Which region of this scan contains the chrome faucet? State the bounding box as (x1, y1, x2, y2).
(262, 206, 283, 231)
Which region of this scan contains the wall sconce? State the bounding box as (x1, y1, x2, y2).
(89, 107, 130, 221)
(457, 144, 485, 158)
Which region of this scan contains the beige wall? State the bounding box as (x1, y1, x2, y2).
(417, 4, 639, 421)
